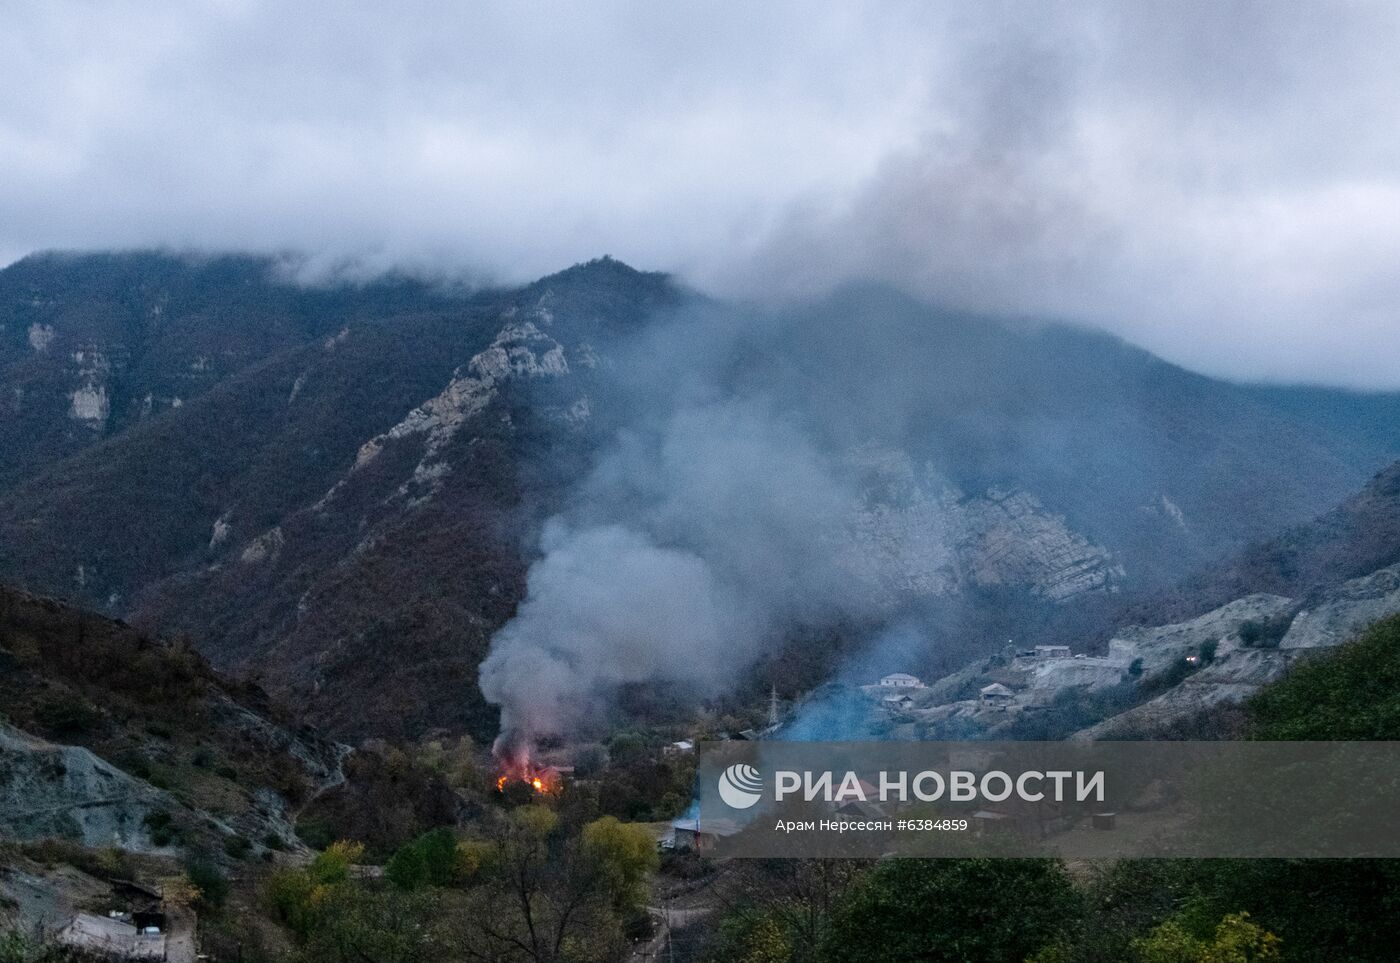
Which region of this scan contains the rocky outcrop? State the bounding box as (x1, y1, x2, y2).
(1028, 657, 1126, 691)
(1105, 594, 1295, 676)
(66, 348, 111, 428)
(959, 488, 1124, 601)
(844, 448, 1123, 605)
(321, 301, 580, 513)
(1076, 564, 1400, 739)
(839, 560, 1400, 743)
(1281, 563, 1400, 649)
(0, 723, 170, 850)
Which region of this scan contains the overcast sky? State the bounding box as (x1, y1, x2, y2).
(4, 1, 1399, 387)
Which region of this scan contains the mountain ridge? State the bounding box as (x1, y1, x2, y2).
(3, 252, 1400, 739)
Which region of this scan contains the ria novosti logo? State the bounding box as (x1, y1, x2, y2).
(718, 763, 764, 809)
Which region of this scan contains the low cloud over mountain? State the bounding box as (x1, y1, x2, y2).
(4, 2, 1400, 386)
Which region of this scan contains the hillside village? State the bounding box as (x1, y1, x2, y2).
(0, 258, 1399, 960)
(812, 559, 1400, 743)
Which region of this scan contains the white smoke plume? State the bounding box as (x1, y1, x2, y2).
(479, 394, 885, 749)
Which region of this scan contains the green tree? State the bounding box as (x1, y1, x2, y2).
(265, 840, 365, 936)
(823, 859, 1078, 962)
(185, 858, 230, 910)
(291, 885, 447, 963)
(580, 816, 658, 912)
(387, 827, 461, 890)
(1134, 911, 1281, 963)
(707, 858, 861, 962)
(310, 840, 364, 885)
(445, 806, 628, 962)
(711, 910, 794, 963)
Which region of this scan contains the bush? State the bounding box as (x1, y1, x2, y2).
(33, 692, 101, 736)
(296, 815, 336, 851)
(0, 929, 29, 963)
(1239, 613, 1294, 649)
(22, 840, 133, 880)
(185, 858, 230, 910)
(143, 809, 181, 847)
(223, 835, 252, 859)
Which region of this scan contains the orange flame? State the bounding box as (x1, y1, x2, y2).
(493, 755, 559, 795)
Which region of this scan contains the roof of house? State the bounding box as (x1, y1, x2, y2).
(980, 682, 1015, 697)
(670, 817, 743, 836)
(882, 693, 913, 703)
(880, 672, 920, 681)
(58, 913, 166, 961)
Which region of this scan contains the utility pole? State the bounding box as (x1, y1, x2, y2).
(768, 684, 779, 727)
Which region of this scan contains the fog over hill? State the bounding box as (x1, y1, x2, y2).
(2, 252, 1399, 742)
(6, 3, 1400, 388)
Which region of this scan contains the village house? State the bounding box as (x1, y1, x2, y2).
(878, 672, 924, 688)
(1034, 645, 1072, 660)
(55, 912, 166, 961)
(670, 817, 742, 852)
(834, 778, 887, 821)
(979, 682, 1016, 707)
(882, 693, 914, 711)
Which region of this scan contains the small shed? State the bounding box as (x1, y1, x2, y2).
(882, 693, 914, 711)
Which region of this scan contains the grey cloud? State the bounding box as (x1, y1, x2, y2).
(3, 1, 1399, 386)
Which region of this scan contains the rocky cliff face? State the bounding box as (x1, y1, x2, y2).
(0, 723, 169, 850)
(1280, 563, 1400, 650)
(844, 448, 1123, 605)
